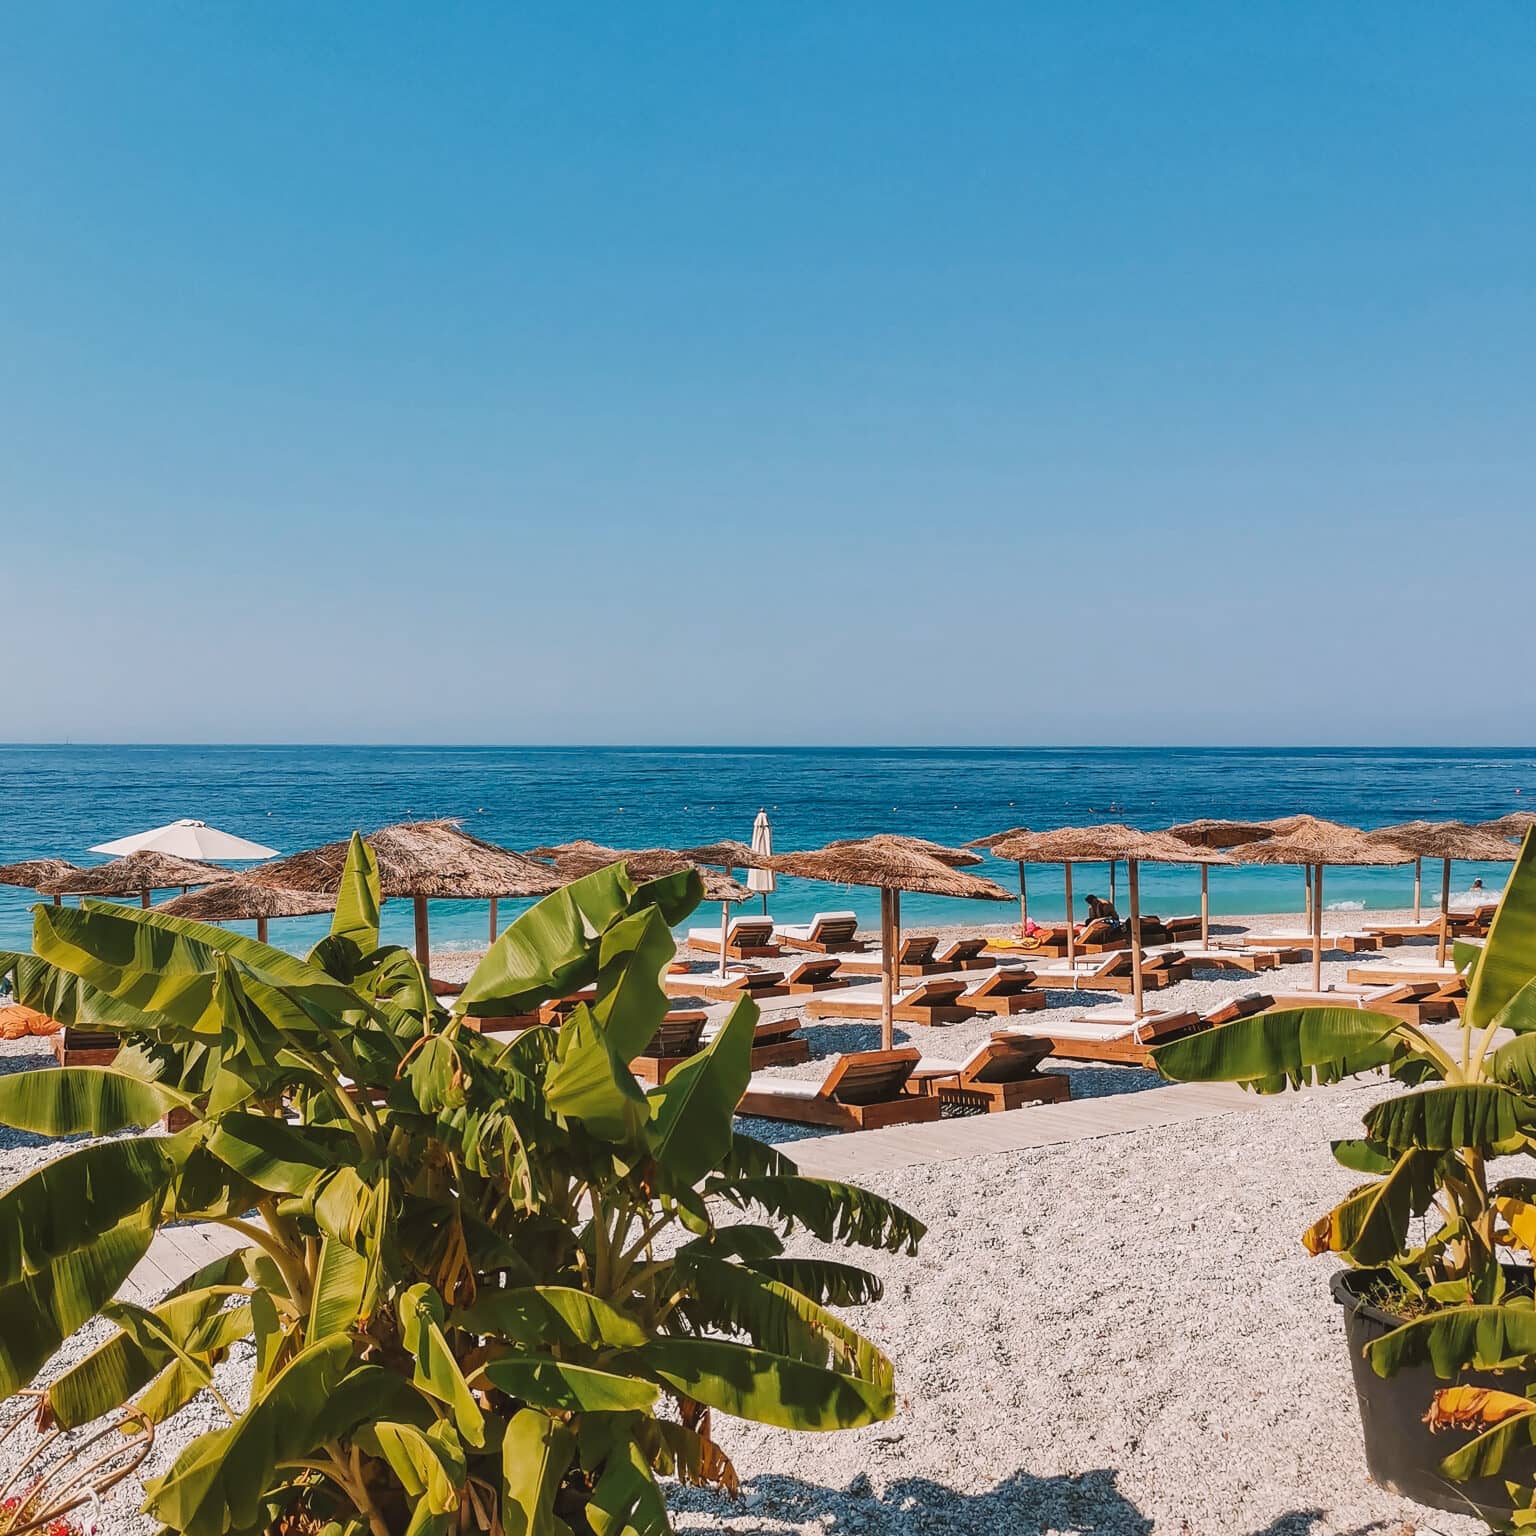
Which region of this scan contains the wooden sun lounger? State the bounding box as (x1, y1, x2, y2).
(806, 976, 978, 1025)
(1038, 949, 1192, 993)
(1201, 992, 1275, 1026)
(52, 1027, 120, 1068)
(664, 966, 791, 1003)
(931, 937, 998, 971)
(1346, 963, 1464, 989)
(1005, 1009, 1203, 1066)
(780, 957, 856, 994)
(1155, 944, 1281, 974)
(735, 1048, 942, 1132)
(686, 917, 781, 960)
(626, 1012, 709, 1085)
(695, 1013, 813, 1075)
(957, 966, 1047, 1016)
(910, 1034, 1070, 1112)
(835, 935, 948, 978)
(461, 1009, 544, 1036)
(773, 911, 866, 954)
(1268, 981, 1453, 1026)
(1219, 932, 1390, 955)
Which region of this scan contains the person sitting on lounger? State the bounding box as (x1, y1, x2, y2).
(1081, 894, 1124, 940)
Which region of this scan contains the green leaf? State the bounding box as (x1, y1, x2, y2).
(453, 864, 641, 1018)
(500, 1408, 575, 1536)
(1467, 830, 1536, 1029)
(544, 1003, 649, 1144)
(481, 1357, 660, 1413)
(1151, 1007, 1414, 1091)
(329, 833, 381, 954)
(309, 1236, 369, 1339)
(453, 1286, 647, 1350)
(1300, 1149, 1443, 1265)
(359, 1420, 464, 1517)
(0, 1065, 190, 1136)
(1436, 1391, 1536, 1484)
(126, 1299, 255, 1425)
(1365, 1084, 1536, 1156)
(1331, 1138, 1397, 1175)
(592, 907, 686, 1062)
(742, 1256, 885, 1307)
(48, 1282, 249, 1428)
(0, 1211, 155, 1398)
(708, 1174, 926, 1255)
(1492, 976, 1536, 1039)
(1369, 1304, 1536, 1379)
(631, 1335, 894, 1430)
(648, 997, 756, 1187)
(143, 1336, 354, 1536)
(399, 1284, 485, 1448)
(1490, 1031, 1536, 1093)
(587, 1440, 671, 1536)
(205, 1114, 358, 1196)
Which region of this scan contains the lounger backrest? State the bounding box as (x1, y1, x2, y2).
(898, 935, 939, 964)
(789, 958, 840, 983)
(753, 1016, 802, 1044)
(648, 1013, 708, 1056)
(1077, 917, 1116, 945)
(971, 967, 1035, 997)
(967, 1035, 1051, 1082)
(939, 938, 985, 962)
(729, 918, 775, 942)
(1203, 993, 1274, 1026)
(903, 978, 968, 1006)
(1144, 950, 1185, 972)
(810, 912, 859, 939)
(823, 1049, 920, 1105)
(1132, 1010, 1200, 1043)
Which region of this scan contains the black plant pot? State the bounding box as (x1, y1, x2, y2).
(1334, 1268, 1536, 1521)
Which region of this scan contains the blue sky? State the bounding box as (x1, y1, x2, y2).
(3, 3, 1532, 746)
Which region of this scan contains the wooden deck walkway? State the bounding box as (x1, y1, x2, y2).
(779, 1079, 1263, 1179)
(120, 1081, 1259, 1299)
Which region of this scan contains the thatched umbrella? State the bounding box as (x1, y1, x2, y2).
(1369, 821, 1517, 962)
(675, 840, 761, 871)
(1484, 812, 1536, 840)
(39, 851, 230, 910)
(248, 821, 561, 964)
(965, 826, 1035, 933)
(1229, 821, 1412, 989)
(821, 836, 982, 961)
(1165, 820, 1275, 948)
(994, 826, 1230, 1018)
(1262, 815, 1329, 915)
(758, 843, 1010, 1049)
(0, 859, 79, 908)
(159, 880, 337, 943)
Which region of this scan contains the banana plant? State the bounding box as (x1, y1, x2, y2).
(1154, 830, 1536, 1517)
(0, 834, 923, 1536)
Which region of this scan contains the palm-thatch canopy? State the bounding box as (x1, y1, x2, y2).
(673, 840, 760, 869)
(527, 843, 752, 903)
(1228, 821, 1411, 868)
(759, 844, 1010, 900)
(249, 821, 560, 900)
(0, 859, 79, 891)
(1484, 812, 1536, 840)
(1368, 821, 1517, 862)
(159, 881, 338, 921)
(1165, 819, 1275, 851)
(526, 839, 620, 864)
(824, 834, 984, 868)
(962, 825, 1030, 851)
(39, 851, 230, 897)
(992, 825, 1232, 865)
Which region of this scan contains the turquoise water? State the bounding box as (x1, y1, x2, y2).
(1, 745, 1529, 955)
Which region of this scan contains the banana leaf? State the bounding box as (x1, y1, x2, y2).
(1300, 1148, 1443, 1265)
(1369, 1304, 1536, 1380)
(0, 1064, 189, 1135)
(647, 997, 756, 1187)
(500, 1407, 575, 1536)
(1468, 831, 1536, 1029)
(1365, 1084, 1536, 1156)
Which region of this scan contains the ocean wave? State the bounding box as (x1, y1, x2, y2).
(1326, 900, 1365, 911)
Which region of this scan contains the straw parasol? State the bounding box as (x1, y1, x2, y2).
(674, 840, 761, 871)
(747, 810, 776, 914)
(822, 836, 984, 961)
(758, 843, 1010, 1049)
(1165, 820, 1275, 948)
(39, 851, 230, 909)
(91, 819, 279, 862)
(248, 821, 562, 963)
(1369, 821, 1517, 962)
(1484, 812, 1536, 840)
(159, 880, 337, 943)
(1228, 821, 1412, 989)
(0, 859, 79, 908)
(993, 826, 1230, 1018)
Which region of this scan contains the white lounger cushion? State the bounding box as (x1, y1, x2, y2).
(814, 982, 940, 1007)
(687, 921, 772, 944)
(773, 911, 858, 941)
(742, 1072, 823, 1099)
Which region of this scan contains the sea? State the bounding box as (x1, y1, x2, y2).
(1, 745, 1530, 957)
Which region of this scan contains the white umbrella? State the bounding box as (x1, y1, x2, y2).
(91, 819, 279, 862)
(747, 810, 776, 914)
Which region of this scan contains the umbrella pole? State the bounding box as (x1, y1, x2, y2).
(1303, 866, 1312, 922)
(141, 888, 151, 910)
(718, 901, 730, 980)
(52, 894, 60, 907)
(1018, 861, 1028, 936)
(257, 916, 268, 944)
(1438, 858, 1452, 966)
(414, 896, 431, 969)
(1200, 865, 1210, 950)
(1109, 860, 1117, 907)
(761, 893, 768, 915)
(1128, 858, 1145, 1019)
(1064, 863, 1076, 969)
(879, 887, 896, 1052)
(489, 897, 499, 946)
(1312, 864, 1323, 992)
(1413, 858, 1422, 924)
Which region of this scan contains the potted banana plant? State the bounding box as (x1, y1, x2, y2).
(1154, 830, 1536, 1523)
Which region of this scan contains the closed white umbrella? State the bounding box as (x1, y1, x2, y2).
(747, 810, 776, 914)
(92, 819, 279, 862)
